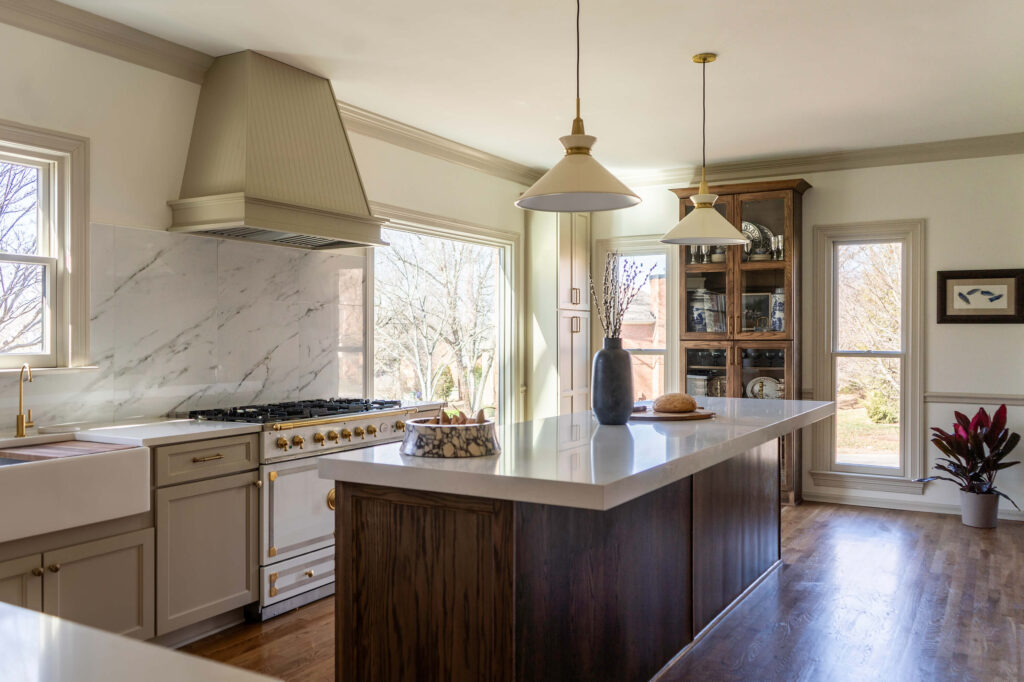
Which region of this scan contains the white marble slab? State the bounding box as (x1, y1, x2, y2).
(318, 398, 835, 510)
(0, 602, 276, 682)
(76, 419, 262, 446)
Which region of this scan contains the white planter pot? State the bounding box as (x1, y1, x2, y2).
(960, 490, 999, 528)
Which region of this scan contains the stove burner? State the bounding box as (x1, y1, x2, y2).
(189, 398, 402, 424)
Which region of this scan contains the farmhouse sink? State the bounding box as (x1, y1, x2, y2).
(0, 436, 150, 543)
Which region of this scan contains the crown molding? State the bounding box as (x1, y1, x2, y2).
(338, 101, 543, 188)
(0, 0, 212, 83)
(620, 131, 1024, 187)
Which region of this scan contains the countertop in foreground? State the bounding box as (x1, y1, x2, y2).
(0, 602, 275, 682)
(319, 397, 833, 510)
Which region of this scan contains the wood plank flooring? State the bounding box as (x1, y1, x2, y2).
(183, 502, 1024, 681)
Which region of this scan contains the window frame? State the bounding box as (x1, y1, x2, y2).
(810, 220, 924, 494)
(593, 237, 680, 397)
(364, 202, 522, 426)
(0, 120, 88, 371)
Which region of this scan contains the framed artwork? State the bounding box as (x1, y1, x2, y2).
(937, 269, 1024, 323)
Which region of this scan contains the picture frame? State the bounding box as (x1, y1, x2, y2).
(937, 269, 1024, 323)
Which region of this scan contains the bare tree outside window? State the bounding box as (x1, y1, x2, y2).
(834, 241, 903, 466)
(374, 229, 499, 416)
(0, 161, 46, 355)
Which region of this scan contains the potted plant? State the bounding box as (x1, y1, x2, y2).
(588, 253, 654, 425)
(915, 405, 1020, 528)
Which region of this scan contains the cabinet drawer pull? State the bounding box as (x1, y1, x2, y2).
(254, 479, 263, 488)
(191, 453, 224, 463)
(571, 287, 581, 305)
(31, 567, 43, 577)
(304, 569, 315, 578)
(571, 316, 580, 333)
(48, 564, 60, 573)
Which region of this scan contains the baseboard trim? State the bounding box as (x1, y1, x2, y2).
(803, 490, 1024, 522)
(151, 607, 246, 649)
(652, 559, 784, 680)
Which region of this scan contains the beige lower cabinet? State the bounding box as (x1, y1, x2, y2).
(2, 528, 156, 640)
(156, 470, 258, 636)
(0, 554, 43, 611)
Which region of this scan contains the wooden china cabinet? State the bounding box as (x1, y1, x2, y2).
(671, 178, 811, 504)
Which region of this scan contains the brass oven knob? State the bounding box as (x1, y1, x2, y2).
(276, 437, 289, 450)
(394, 420, 406, 431)
(313, 432, 326, 445)
(326, 488, 336, 510)
(305, 569, 315, 578)
(327, 430, 340, 442)
(340, 428, 352, 441)
(366, 425, 377, 436)
(292, 435, 305, 448)
(353, 426, 365, 439)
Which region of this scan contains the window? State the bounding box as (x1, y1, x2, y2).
(597, 238, 680, 402)
(811, 220, 923, 492)
(368, 209, 519, 425)
(0, 122, 87, 369)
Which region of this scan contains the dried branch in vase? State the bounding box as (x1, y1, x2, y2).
(589, 252, 656, 339)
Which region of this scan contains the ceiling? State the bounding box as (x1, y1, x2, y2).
(62, 0, 1024, 175)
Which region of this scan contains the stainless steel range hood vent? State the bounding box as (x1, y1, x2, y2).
(169, 51, 386, 250)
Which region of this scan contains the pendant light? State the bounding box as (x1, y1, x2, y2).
(515, 0, 640, 212)
(661, 53, 748, 245)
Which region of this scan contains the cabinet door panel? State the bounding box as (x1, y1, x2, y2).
(571, 213, 590, 310)
(42, 529, 154, 639)
(156, 471, 258, 636)
(557, 311, 575, 407)
(0, 554, 42, 611)
(571, 311, 590, 396)
(557, 214, 574, 309)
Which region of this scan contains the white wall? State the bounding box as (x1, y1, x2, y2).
(0, 22, 529, 426)
(593, 153, 1024, 517)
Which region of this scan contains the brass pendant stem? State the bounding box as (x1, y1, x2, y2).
(571, 97, 585, 135)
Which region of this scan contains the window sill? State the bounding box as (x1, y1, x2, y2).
(0, 365, 98, 375)
(809, 470, 925, 495)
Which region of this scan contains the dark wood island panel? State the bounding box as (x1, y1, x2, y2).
(334, 441, 780, 681)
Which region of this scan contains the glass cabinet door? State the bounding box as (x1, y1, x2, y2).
(737, 192, 791, 338)
(735, 344, 790, 400)
(681, 198, 735, 339)
(683, 346, 731, 399)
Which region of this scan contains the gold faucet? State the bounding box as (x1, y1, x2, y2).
(16, 363, 33, 437)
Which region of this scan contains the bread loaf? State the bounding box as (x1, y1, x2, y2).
(653, 393, 698, 413)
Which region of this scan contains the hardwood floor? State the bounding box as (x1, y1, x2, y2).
(184, 502, 1024, 681)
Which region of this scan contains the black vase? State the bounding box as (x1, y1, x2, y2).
(591, 337, 634, 425)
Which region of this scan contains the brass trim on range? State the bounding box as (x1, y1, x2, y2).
(268, 471, 278, 482)
(269, 572, 278, 597)
(269, 408, 416, 431)
(269, 546, 278, 557)
(326, 488, 336, 511)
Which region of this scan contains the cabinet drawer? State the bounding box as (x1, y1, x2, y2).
(154, 434, 258, 486)
(262, 546, 335, 606)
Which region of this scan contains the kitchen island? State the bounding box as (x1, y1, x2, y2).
(318, 397, 833, 681)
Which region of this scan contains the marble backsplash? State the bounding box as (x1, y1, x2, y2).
(0, 224, 366, 427)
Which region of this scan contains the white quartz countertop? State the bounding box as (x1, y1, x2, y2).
(75, 419, 262, 446)
(318, 397, 834, 510)
(0, 602, 276, 682)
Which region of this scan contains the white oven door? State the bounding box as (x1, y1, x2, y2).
(261, 456, 335, 565)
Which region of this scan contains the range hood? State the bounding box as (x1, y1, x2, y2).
(169, 51, 386, 250)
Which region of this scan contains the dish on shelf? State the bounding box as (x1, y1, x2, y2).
(708, 375, 728, 397)
(741, 221, 774, 255)
(745, 376, 782, 399)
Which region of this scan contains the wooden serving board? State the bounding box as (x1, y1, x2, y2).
(629, 408, 715, 422)
(0, 441, 137, 461)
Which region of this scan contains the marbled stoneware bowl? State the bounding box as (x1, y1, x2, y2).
(399, 417, 501, 458)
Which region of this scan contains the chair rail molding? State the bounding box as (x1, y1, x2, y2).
(924, 392, 1024, 407)
(0, 0, 212, 82)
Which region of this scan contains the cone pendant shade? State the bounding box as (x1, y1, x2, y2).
(661, 183, 748, 245)
(516, 131, 640, 212)
(661, 52, 748, 246)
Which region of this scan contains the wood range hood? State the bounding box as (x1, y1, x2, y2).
(169, 50, 386, 250)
